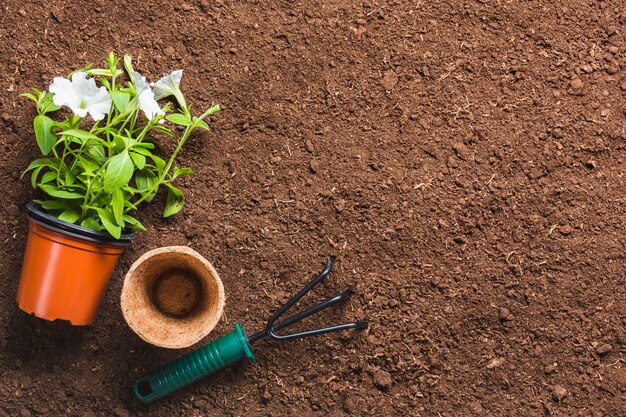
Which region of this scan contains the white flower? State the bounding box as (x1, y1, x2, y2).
(152, 70, 186, 108)
(49, 72, 112, 121)
(132, 71, 164, 120)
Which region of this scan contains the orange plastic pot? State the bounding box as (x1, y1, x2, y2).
(17, 203, 134, 325)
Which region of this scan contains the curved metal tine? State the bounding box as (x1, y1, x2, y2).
(270, 320, 368, 341)
(264, 256, 335, 334)
(271, 290, 353, 334)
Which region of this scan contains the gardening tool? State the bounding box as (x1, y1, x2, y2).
(133, 256, 367, 404)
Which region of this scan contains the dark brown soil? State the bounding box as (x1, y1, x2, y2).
(1, 1, 625, 416)
(151, 269, 203, 318)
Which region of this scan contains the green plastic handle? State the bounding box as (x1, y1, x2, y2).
(134, 323, 256, 404)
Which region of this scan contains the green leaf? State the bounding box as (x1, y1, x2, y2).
(161, 103, 172, 113)
(65, 170, 76, 186)
(23, 158, 59, 173)
(88, 145, 106, 161)
(34, 115, 56, 155)
(61, 135, 83, 147)
(111, 188, 124, 225)
(122, 214, 146, 231)
(148, 154, 166, 172)
(123, 55, 134, 78)
(133, 142, 155, 150)
(145, 191, 158, 203)
(53, 119, 72, 131)
(132, 146, 154, 157)
(78, 156, 100, 174)
(81, 216, 102, 231)
(21, 92, 38, 103)
(171, 167, 192, 180)
(121, 186, 141, 194)
(85, 68, 123, 77)
(62, 129, 104, 145)
(30, 166, 45, 189)
(38, 184, 84, 199)
(135, 168, 157, 192)
(77, 173, 94, 186)
(110, 91, 131, 113)
(58, 209, 80, 224)
(104, 150, 133, 193)
(94, 207, 121, 238)
(130, 152, 146, 169)
(39, 200, 70, 210)
(193, 118, 210, 131)
(163, 184, 184, 217)
(100, 78, 111, 90)
(125, 97, 139, 114)
(39, 93, 61, 113)
(106, 52, 118, 70)
(89, 177, 103, 194)
(113, 135, 130, 152)
(40, 171, 56, 184)
(151, 125, 175, 136)
(200, 104, 221, 119)
(166, 113, 191, 126)
(175, 167, 192, 176)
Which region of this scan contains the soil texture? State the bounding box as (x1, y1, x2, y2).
(0, 1, 625, 416)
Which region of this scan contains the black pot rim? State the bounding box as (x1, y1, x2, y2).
(27, 202, 135, 246)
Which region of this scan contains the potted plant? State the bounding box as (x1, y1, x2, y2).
(17, 53, 219, 325)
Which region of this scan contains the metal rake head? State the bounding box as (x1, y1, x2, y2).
(248, 256, 367, 344)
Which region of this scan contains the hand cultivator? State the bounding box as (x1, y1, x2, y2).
(133, 256, 367, 404)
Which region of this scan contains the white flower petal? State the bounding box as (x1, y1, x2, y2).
(74, 107, 89, 118)
(49, 76, 80, 111)
(48, 72, 111, 120)
(139, 90, 164, 120)
(133, 71, 164, 120)
(85, 86, 112, 121)
(153, 69, 183, 100)
(71, 72, 92, 97)
(132, 71, 150, 93)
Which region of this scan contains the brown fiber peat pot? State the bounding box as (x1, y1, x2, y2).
(120, 246, 225, 349)
(17, 203, 134, 325)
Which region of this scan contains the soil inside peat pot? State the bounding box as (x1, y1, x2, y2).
(149, 268, 204, 318)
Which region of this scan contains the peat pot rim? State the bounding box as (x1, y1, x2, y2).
(26, 202, 134, 246)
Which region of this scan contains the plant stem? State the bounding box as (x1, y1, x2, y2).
(134, 119, 157, 143)
(80, 159, 109, 219)
(162, 126, 191, 178)
(131, 124, 192, 207)
(105, 74, 115, 142)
